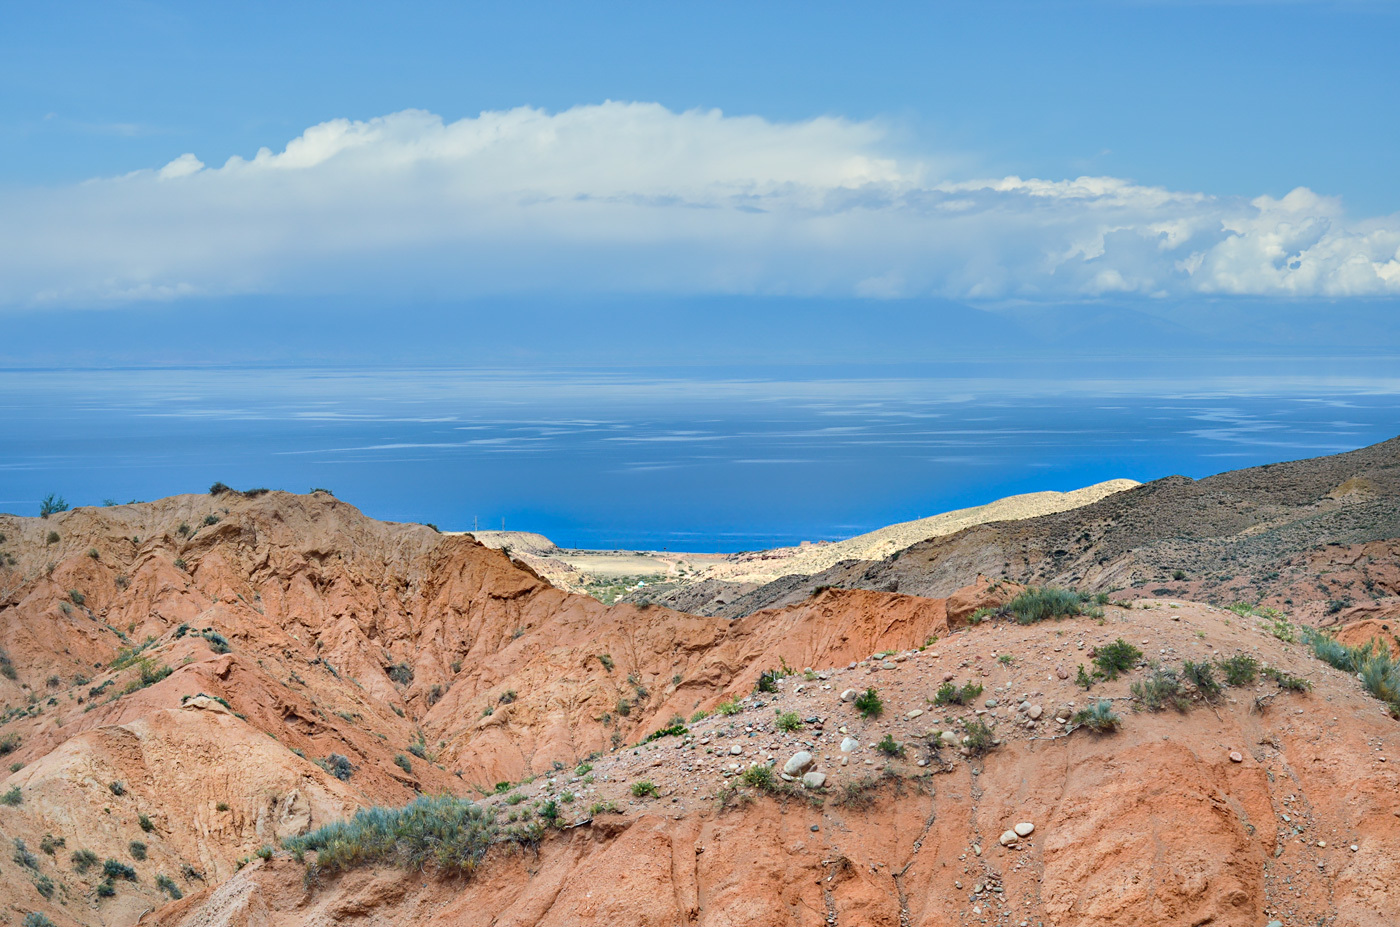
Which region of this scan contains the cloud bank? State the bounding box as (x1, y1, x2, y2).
(3, 102, 1397, 306)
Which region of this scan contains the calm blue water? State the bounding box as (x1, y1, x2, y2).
(2, 361, 1397, 550)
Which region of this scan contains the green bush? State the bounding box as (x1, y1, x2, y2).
(394, 754, 412, 774)
(103, 858, 137, 881)
(961, 719, 997, 756)
(108, 780, 126, 796)
(156, 873, 183, 899)
(775, 711, 802, 732)
(934, 680, 983, 706)
(318, 753, 356, 781)
(13, 838, 38, 869)
(70, 849, 99, 873)
(138, 813, 154, 832)
(630, 781, 659, 798)
(286, 795, 502, 877)
(1263, 667, 1312, 692)
(2, 786, 22, 805)
(1003, 587, 1091, 624)
(96, 880, 115, 897)
(716, 697, 742, 716)
(739, 765, 777, 791)
(854, 687, 883, 719)
(643, 721, 688, 743)
(39, 493, 68, 518)
(876, 734, 904, 757)
(25, 913, 56, 927)
(1219, 653, 1260, 686)
(1131, 666, 1189, 712)
(1093, 639, 1142, 680)
(128, 840, 147, 861)
(0, 732, 21, 755)
(1073, 699, 1121, 733)
(1182, 661, 1222, 701)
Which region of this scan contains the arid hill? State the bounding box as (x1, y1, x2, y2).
(704, 436, 1400, 621)
(0, 482, 1396, 926)
(467, 479, 1136, 607)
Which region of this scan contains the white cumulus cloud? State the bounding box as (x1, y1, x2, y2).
(1, 101, 1397, 306)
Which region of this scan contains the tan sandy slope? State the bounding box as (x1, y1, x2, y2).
(467, 479, 1137, 598)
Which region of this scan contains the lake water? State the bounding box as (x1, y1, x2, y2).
(2, 360, 1397, 550)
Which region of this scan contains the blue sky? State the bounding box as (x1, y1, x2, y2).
(2, 1, 1398, 309)
(1, 2, 1397, 545)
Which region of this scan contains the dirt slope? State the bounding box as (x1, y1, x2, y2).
(156, 597, 1400, 927)
(1, 485, 1397, 926)
(717, 435, 1400, 619)
(463, 480, 1136, 608)
(0, 492, 1008, 924)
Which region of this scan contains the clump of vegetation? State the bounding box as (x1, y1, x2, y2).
(318, 753, 356, 781)
(0, 732, 21, 756)
(70, 849, 99, 873)
(596, 653, 615, 672)
(961, 718, 997, 756)
(103, 858, 138, 881)
(69, 589, 86, 606)
(643, 721, 688, 743)
(13, 838, 38, 869)
(854, 687, 883, 719)
(287, 795, 504, 878)
(876, 733, 904, 757)
(386, 662, 414, 686)
(739, 764, 782, 792)
(1002, 587, 1098, 624)
(1093, 639, 1142, 680)
(201, 630, 231, 654)
(394, 754, 413, 774)
(138, 813, 154, 832)
(1263, 666, 1312, 692)
(39, 834, 64, 855)
(122, 658, 173, 693)
(630, 781, 659, 798)
(1073, 699, 1122, 733)
(933, 680, 983, 706)
(1219, 653, 1260, 686)
(128, 840, 147, 861)
(156, 873, 183, 899)
(775, 711, 802, 733)
(1131, 665, 1190, 712)
(1181, 660, 1223, 701)
(39, 494, 68, 518)
(108, 780, 126, 796)
(0, 650, 16, 680)
(716, 697, 742, 716)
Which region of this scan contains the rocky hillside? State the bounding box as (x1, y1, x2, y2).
(0, 486, 1396, 926)
(465, 479, 1136, 608)
(708, 436, 1400, 620)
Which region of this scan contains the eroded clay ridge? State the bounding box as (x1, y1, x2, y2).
(0, 465, 1395, 927)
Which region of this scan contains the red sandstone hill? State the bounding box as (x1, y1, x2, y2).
(0, 490, 1397, 926)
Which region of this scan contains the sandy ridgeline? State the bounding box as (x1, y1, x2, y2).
(466, 478, 1139, 603)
